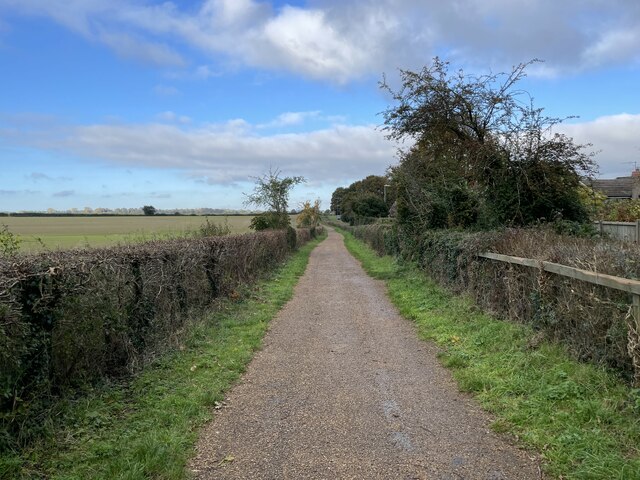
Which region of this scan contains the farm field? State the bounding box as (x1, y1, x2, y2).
(1, 215, 268, 251)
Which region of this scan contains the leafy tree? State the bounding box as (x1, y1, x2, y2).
(330, 187, 346, 215)
(331, 175, 393, 224)
(382, 58, 595, 229)
(297, 200, 321, 228)
(244, 168, 305, 230)
(142, 205, 157, 216)
(351, 193, 388, 219)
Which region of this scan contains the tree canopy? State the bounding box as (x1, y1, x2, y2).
(381, 58, 595, 229)
(331, 175, 394, 224)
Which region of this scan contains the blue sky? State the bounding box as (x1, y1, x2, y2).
(1, 0, 639, 212)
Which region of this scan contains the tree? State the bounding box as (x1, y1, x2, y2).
(381, 57, 595, 229)
(297, 200, 321, 228)
(244, 168, 305, 230)
(331, 175, 393, 224)
(142, 205, 157, 216)
(330, 187, 346, 215)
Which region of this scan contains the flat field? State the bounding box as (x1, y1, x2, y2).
(1, 215, 259, 251)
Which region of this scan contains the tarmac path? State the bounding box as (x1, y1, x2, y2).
(190, 228, 542, 479)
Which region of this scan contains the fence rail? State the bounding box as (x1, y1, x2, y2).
(479, 251, 640, 384)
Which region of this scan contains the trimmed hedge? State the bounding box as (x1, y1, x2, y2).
(0, 228, 319, 450)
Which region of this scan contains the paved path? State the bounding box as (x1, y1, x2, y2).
(190, 229, 541, 479)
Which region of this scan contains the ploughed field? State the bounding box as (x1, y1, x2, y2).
(3, 215, 264, 251)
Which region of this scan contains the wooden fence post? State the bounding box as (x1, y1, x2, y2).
(636, 220, 640, 243)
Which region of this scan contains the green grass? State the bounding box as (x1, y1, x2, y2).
(339, 229, 640, 480)
(2, 216, 290, 251)
(2, 233, 325, 480)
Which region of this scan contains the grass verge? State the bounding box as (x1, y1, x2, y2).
(339, 229, 640, 480)
(2, 233, 326, 480)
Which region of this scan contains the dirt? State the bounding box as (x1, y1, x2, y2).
(189, 228, 542, 479)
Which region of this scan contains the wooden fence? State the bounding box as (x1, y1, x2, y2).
(595, 220, 640, 242)
(480, 252, 640, 384)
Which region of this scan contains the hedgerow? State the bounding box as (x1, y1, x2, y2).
(0, 228, 319, 452)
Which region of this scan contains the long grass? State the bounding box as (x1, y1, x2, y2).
(1, 232, 325, 480)
(339, 229, 640, 479)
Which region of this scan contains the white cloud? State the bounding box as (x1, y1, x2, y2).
(4, 0, 639, 81)
(559, 113, 640, 177)
(582, 28, 640, 67)
(258, 7, 372, 81)
(257, 111, 321, 129)
(1, 115, 396, 184)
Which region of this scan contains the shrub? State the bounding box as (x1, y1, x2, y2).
(249, 212, 290, 231)
(197, 217, 232, 237)
(0, 225, 20, 257)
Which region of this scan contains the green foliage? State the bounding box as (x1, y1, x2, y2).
(249, 212, 291, 230)
(243, 168, 305, 217)
(597, 199, 640, 222)
(381, 57, 594, 230)
(341, 231, 640, 479)
(330, 187, 346, 215)
(332, 175, 392, 225)
(0, 224, 21, 256)
(296, 200, 321, 228)
(578, 184, 607, 219)
(142, 205, 157, 216)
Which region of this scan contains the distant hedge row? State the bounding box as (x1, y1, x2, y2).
(331, 219, 640, 384)
(0, 227, 319, 450)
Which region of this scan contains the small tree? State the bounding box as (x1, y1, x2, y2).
(244, 168, 305, 230)
(297, 200, 321, 228)
(142, 205, 157, 216)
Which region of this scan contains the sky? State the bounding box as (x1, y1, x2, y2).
(0, 0, 639, 212)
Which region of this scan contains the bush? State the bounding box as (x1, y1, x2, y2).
(0, 225, 20, 257)
(249, 212, 290, 231)
(197, 217, 232, 237)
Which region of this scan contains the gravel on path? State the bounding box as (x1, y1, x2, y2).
(190, 228, 542, 479)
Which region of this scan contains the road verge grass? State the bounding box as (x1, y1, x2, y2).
(3, 233, 325, 480)
(339, 229, 640, 479)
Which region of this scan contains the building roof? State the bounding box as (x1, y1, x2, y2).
(586, 176, 638, 199)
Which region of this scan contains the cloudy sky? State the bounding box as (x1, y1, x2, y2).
(1, 0, 639, 212)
